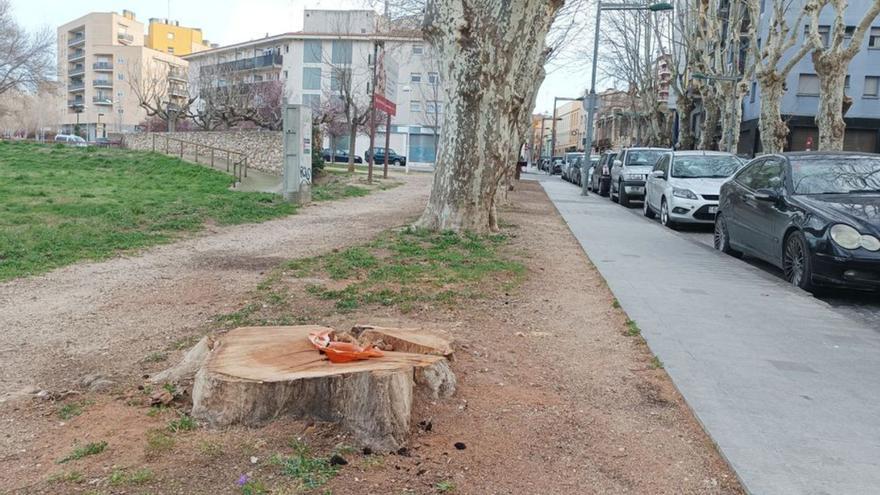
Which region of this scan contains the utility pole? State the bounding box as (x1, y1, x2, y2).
(367, 40, 380, 184)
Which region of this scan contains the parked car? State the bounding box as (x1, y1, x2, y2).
(590, 151, 617, 196)
(562, 152, 585, 182)
(322, 148, 363, 164)
(549, 156, 563, 175)
(579, 155, 600, 187)
(54, 134, 87, 147)
(610, 147, 670, 206)
(715, 151, 880, 291)
(365, 147, 406, 166)
(644, 151, 744, 228)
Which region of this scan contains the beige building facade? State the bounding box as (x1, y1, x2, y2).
(58, 9, 188, 140)
(553, 100, 585, 156)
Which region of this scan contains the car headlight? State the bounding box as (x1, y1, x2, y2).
(672, 187, 698, 200)
(624, 173, 646, 181)
(830, 224, 880, 251)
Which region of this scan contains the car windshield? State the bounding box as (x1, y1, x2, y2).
(671, 155, 742, 178)
(791, 156, 880, 194)
(626, 150, 665, 166)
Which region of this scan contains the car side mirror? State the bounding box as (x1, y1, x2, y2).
(754, 188, 780, 202)
(613, 159, 622, 167)
(650, 170, 664, 178)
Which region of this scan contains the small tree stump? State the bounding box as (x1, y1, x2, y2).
(191, 326, 455, 451)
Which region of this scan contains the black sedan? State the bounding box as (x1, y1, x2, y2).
(322, 149, 362, 164)
(715, 152, 880, 291)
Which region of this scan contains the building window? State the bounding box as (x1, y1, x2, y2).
(411, 72, 421, 83)
(412, 44, 423, 54)
(844, 26, 855, 42)
(166, 32, 174, 40)
(864, 76, 879, 97)
(426, 100, 442, 114)
(797, 74, 819, 95)
(806, 25, 830, 46)
(168, 47, 174, 54)
(845, 75, 851, 89)
(117, 56, 125, 64)
(427, 72, 439, 84)
(117, 91, 124, 98)
(304, 40, 322, 63)
(870, 27, 880, 48)
(303, 67, 321, 90)
(330, 68, 350, 92)
(411, 100, 421, 113)
(750, 82, 756, 103)
(117, 73, 124, 81)
(283, 70, 288, 79)
(303, 94, 320, 110)
(285, 44, 289, 53)
(331, 40, 352, 64)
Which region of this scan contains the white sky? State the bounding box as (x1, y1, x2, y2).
(14, 0, 593, 114)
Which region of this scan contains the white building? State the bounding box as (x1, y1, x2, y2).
(183, 9, 442, 165)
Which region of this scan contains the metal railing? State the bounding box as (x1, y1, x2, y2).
(199, 53, 282, 75)
(68, 81, 85, 91)
(92, 96, 112, 105)
(93, 79, 113, 88)
(151, 134, 248, 183)
(117, 32, 134, 43)
(68, 34, 85, 46)
(68, 51, 85, 61)
(69, 67, 85, 76)
(93, 62, 113, 71)
(67, 100, 85, 108)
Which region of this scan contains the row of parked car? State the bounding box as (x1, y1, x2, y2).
(555, 147, 880, 293)
(321, 147, 408, 166)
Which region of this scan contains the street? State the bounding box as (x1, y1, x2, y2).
(536, 172, 880, 495)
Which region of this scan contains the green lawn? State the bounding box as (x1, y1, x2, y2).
(0, 142, 296, 281)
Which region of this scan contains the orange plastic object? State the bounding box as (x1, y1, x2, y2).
(308, 330, 384, 363)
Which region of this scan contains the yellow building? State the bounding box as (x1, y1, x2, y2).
(145, 18, 210, 56)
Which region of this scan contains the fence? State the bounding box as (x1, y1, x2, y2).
(151, 133, 248, 183)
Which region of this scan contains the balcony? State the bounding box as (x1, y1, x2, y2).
(67, 100, 85, 108)
(68, 33, 85, 47)
(93, 79, 113, 88)
(69, 66, 85, 77)
(68, 50, 85, 61)
(200, 52, 283, 75)
(169, 67, 187, 81)
(92, 96, 113, 105)
(117, 32, 134, 44)
(93, 62, 113, 71)
(68, 81, 85, 92)
(169, 86, 188, 97)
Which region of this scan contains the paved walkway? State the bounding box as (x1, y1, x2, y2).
(536, 174, 880, 495)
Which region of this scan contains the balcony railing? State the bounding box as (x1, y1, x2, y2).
(93, 62, 113, 71)
(92, 96, 113, 105)
(169, 86, 188, 97)
(67, 100, 85, 108)
(68, 34, 85, 46)
(68, 51, 85, 61)
(169, 68, 187, 81)
(68, 81, 85, 91)
(199, 53, 283, 75)
(93, 80, 113, 88)
(69, 66, 85, 77)
(117, 32, 134, 44)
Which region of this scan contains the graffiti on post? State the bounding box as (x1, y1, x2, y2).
(300, 167, 312, 184)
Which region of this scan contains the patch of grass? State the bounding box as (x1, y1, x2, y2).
(146, 405, 168, 418)
(198, 440, 224, 458)
(167, 414, 197, 433)
(612, 298, 621, 309)
(625, 319, 641, 337)
(240, 478, 268, 495)
(144, 351, 168, 363)
(0, 142, 297, 281)
(144, 429, 175, 458)
(58, 441, 107, 464)
(109, 468, 154, 486)
(58, 400, 92, 420)
(274, 439, 339, 490)
(436, 480, 456, 492)
(168, 334, 202, 351)
(650, 356, 664, 369)
(48, 470, 84, 484)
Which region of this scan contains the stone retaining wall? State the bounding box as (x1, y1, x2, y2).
(123, 131, 283, 175)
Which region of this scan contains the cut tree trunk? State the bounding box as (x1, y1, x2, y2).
(415, 0, 562, 233)
(351, 324, 454, 358)
(190, 326, 455, 451)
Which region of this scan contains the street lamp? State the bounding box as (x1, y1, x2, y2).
(581, 1, 673, 196)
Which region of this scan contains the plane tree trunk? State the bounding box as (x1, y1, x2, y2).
(415, 0, 563, 233)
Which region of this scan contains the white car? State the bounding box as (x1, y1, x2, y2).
(54, 134, 87, 147)
(643, 151, 744, 228)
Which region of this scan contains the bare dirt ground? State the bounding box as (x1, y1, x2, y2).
(1, 179, 742, 494)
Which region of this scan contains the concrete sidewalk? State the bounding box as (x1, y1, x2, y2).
(537, 175, 880, 495)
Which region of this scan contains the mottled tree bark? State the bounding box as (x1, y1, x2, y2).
(676, 92, 696, 150)
(719, 81, 749, 153)
(757, 77, 788, 153)
(416, 0, 562, 233)
(698, 88, 720, 150)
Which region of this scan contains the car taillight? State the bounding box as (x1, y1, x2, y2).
(602, 166, 609, 175)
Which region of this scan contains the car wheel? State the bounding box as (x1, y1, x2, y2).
(713, 213, 741, 256)
(660, 198, 677, 229)
(783, 231, 815, 291)
(619, 181, 630, 207)
(643, 197, 655, 219)
(394, 160, 401, 167)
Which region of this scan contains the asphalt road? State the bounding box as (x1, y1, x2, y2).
(551, 175, 880, 330)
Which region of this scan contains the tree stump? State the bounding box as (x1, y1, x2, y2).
(191, 325, 455, 451)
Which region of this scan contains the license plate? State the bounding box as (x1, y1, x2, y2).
(629, 187, 644, 194)
(708, 206, 718, 214)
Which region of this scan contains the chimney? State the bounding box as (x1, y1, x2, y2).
(122, 9, 136, 20)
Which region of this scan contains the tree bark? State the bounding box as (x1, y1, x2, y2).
(812, 55, 848, 151)
(699, 89, 720, 150)
(757, 76, 788, 153)
(415, 0, 562, 233)
(347, 124, 358, 173)
(719, 81, 748, 153)
(677, 92, 696, 150)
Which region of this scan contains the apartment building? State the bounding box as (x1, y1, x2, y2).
(593, 89, 635, 152)
(145, 18, 211, 56)
(552, 100, 585, 156)
(183, 9, 442, 165)
(58, 10, 189, 140)
(738, 2, 880, 154)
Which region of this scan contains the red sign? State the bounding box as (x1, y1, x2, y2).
(374, 93, 397, 116)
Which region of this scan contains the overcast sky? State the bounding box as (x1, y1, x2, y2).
(14, 0, 592, 114)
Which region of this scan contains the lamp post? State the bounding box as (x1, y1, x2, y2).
(581, 1, 673, 196)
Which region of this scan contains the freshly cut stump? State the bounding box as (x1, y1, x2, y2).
(352, 324, 455, 358)
(191, 325, 455, 451)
